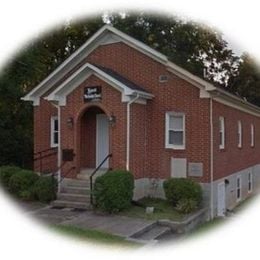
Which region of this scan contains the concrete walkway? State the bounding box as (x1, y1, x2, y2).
(21, 202, 154, 238)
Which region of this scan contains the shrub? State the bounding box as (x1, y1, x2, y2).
(176, 198, 198, 214)
(9, 170, 39, 199)
(33, 176, 57, 203)
(0, 166, 21, 189)
(93, 170, 134, 213)
(163, 178, 202, 207)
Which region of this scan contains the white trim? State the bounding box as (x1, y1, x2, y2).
(238, 120, 242, 148)
(165, 112, 185, 150)
(50, 116, 59, 148)
(250, 123, 255, 147)
(45, 63, 153, 106)
(21, 24, 260, 118)
(219, 116, 225, 150)
(236, 175, 242, 202)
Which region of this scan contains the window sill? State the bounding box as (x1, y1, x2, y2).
(165, 145, 185, 150)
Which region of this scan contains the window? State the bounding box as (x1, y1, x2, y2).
(219, 117, 225, 149)
(236, 176, 242, 202)
(51, 116, 59, 147)
(165, 112, 185, 149)
(250, 124, 254, 147)
(248, 172, 253, 193)
(238, 120, 242, 148)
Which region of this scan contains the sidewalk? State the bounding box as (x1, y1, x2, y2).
(22, 202, 154, 238)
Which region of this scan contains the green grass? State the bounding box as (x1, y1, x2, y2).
(50, 224, 140, 248)
(119, 197, 185, 221)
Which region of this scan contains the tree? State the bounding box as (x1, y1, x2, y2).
(0, 12, 248, 168)
(228, 53, 260, 106)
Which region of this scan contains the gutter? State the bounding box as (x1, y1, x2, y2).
(126, 93, 140, 171)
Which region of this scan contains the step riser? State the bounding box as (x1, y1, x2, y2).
(62, 179, 90, 187)
(60, 187, 91, 195)
(52, 201, 91, 210)
(57, 194, 90, 203)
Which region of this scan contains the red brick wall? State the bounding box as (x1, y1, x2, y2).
(213, 100, 260, 181)
(85, 42, 211, 182)
(59, 74, 127, 178)
(34, 41, 212, 182)
(33, 99, 58, 173)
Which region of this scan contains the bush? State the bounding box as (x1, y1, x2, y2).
(93, 170, 134, 213)
(176, 198, 198, 214)
(0, 166, 21, 188)
(163, 178, 202, 207)
(33, 176, 57, 203)
(9, 170, 39, 199)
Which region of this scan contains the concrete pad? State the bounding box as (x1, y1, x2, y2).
(61, 211, 154, 237)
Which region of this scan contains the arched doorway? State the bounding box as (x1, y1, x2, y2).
(78, 106, 110, 171)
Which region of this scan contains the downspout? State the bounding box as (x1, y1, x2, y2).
(52, 103, 61, 193)
(210, 97, 214, 219)
(126, 93, 140, 171)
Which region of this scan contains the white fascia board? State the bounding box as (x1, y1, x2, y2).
(46, 62, 153, 106)
(22, 25, 167, 102)
(166, 61, 216, 91)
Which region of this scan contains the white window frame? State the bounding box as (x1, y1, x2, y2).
(250, 124, 255, 147)
(238, 120, 242, 148)
(50, 116, 59, 148)
(236, 176, 242, 202)
(248, 172, 253, 193)
(219, 116, 225, 149)
(165, 112, 185, 150)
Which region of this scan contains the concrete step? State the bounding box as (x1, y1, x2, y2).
(77, 168, 108, 180)
(130, 222, 172, 241)
(60, 186, 91, 195)
(135, 226, 171, 241)
(51, 200, 91, 210)
(57, 193, 90, 203)
(62, 178, 90, 188)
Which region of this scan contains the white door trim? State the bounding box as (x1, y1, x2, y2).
(96, 113, 109, 168)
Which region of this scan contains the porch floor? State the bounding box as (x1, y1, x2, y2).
(77, 168, 108, 180)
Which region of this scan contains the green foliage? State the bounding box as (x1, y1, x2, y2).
(33, 176, 57, 203)
(93, 170, 134, 213)
(0, 166, 21, 188)
(163, 178, 202, 207)
(176, 198, 198, 214)
(8, 170, 39, 199)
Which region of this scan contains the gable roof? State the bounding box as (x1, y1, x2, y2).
(45, 63, 153, 106)
(21, 24, 260, 116)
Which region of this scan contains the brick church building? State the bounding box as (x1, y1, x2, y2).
(23, 25, 260, 217)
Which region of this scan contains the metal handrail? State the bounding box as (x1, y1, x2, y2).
(90, 153, 112, 205)
(33, 148, 58, 172)
(57, 166, 76, 185)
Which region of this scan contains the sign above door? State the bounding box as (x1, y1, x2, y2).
(84, 86, 102, 102)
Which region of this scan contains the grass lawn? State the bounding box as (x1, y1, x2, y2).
(50, 224, 140, 248)
(119, 197, 185, 221)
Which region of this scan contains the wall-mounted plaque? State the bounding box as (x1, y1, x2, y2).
(84, 86, 102, 102)
(188, 162, 203, 177)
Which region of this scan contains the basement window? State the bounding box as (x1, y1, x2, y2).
(219, 117, 225, 149)
(236, 176, 242, 202)
(248, 172, 253, 193)
(51, 116, 59, 147)
(165, 112, 185, 150)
